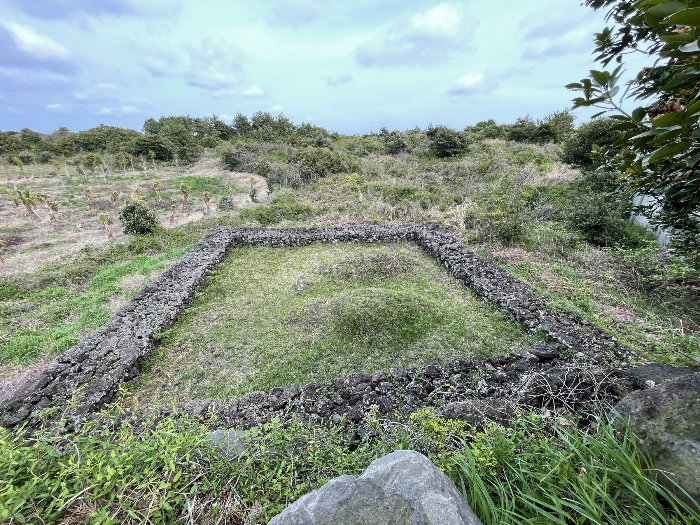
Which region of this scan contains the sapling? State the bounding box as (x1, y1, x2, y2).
(84, 187, 93, 206)
(50, 159, 65, 187)
(44, 198, 59, 222)
(131, 187, 143, 202)
(99, 214, 113, 238)
(180, 183, 189, 209)
(2, 188, 45, 220)
(148, 150, 157, 172)
(0, 239, 4, 263)
(169, 198, 176, 225)
(250, 177, 257, 202)
(110, 190, 119, 208)
(225, 182, 233, 199)
(153, 181, 162, 203)
(203, 191, 211, 215)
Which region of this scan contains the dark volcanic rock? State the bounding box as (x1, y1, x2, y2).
(611, 372, 700, 504)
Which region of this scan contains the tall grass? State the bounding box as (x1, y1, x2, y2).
(452, 418, 700, 525)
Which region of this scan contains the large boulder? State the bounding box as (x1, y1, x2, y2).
(610, 372, 700, 503)
(268, 450, 483, 525)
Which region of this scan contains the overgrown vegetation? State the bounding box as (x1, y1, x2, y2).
(1, 413, 698, 524)
(2, 106, 700, 524)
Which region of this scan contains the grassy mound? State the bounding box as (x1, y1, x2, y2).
(126, 243, 531, 406)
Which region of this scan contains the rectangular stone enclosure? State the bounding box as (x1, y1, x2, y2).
(0, 224, 635, 430)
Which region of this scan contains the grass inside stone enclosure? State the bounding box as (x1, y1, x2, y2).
(126, 242, 533, 406)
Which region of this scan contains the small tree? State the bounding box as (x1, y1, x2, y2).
(99, 214, 113, 238)
(180, 183, 189, 209)
(84, 187, 93, 206)
(110, 190, 119, 208)
(203, 191, 211, 214)
(153, 181, 162, 203)
(568, 0, 700, 266)
(2, 188, 45, 220)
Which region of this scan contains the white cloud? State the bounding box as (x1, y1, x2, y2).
(412, 3, 460, 34)
(271, 105, 283, 112)
(2, 21, 70, 61)
(46, 103, 62, 110)
(447, 73, 498, 98)
(97, 107, 113, 115)
(73, 83, 118, 100)
(356, 2, 477, 67)
(242, 85, 265, 97)
(120, 104, 140, 113)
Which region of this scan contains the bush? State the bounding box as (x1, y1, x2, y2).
(427, 126, 469, 158)
(292, 146, 346, 182)
(560, 118, 620, 167)
(221, 151, 241, 171)
(118, 201, 159, 235)
(238, 193, 316, 226)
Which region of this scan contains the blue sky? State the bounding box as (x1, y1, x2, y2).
(0, 0, 646, 134)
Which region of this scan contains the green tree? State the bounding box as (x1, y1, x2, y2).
(568, 0, 700, 266)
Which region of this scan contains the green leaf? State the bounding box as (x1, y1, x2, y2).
(686, 99, 700, 116)
(590, 70, 610, 86)
(660, 33, 695, 44)
(632, 107, 646, 123)
(664, 7, 700, 26)
(590, 111, 607, 119)
(648, 141, 691, 163)
(565, 83, 583, 89)
(650, 128, 684, 145)
(646, 1, 687, 26)
(652, 112, 683, 127)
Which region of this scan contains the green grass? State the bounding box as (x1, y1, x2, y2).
(1, 413, 697, 525)
(127, 242, 532, 405)
(0, 241, 191, 365)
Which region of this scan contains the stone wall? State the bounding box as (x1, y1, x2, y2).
(0, 224, 640, 430)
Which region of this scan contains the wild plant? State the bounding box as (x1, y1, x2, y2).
(110, 190, 119, 208)
(44, 198, 59, 222)
(203, 191, 211, 215)
(153, 181, 162, 203)
(131, 187, 143, 202)
(0, 239, 4, 262)
(180, 183, 189, 209)
(249, 177, 257, 202)
(2, 188, 46, 220)
(169, 198, 176, 225)
(99, 214, 113, 238)
(83, 187, 93, 206)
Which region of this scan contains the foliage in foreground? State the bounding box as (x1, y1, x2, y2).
(569, 0, 700, 266)
(1, 413, 698, 525)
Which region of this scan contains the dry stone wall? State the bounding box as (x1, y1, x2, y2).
(0, 224, 641, 431)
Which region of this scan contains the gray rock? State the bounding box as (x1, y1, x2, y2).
(268, 450, 483, 525)
(610, 372, 700, 503)
(208, 429, 247, 458)
(626, 363, 698, 385)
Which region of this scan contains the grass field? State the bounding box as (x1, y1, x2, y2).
(126, 242, 532, 406)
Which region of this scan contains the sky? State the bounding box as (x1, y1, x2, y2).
(0, 0, 652, 134)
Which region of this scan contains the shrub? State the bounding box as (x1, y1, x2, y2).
(563, 193, 649, 248)
(560, 118, 620, 167)
(238, 193, 316, 226)
(292, 146, 346, 182)
(118, 201, 159, 235)
(221, 151, 241, 171)
(427, 125, 469, 158)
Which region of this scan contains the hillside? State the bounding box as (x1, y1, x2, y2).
(1, 117, 699, 524)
